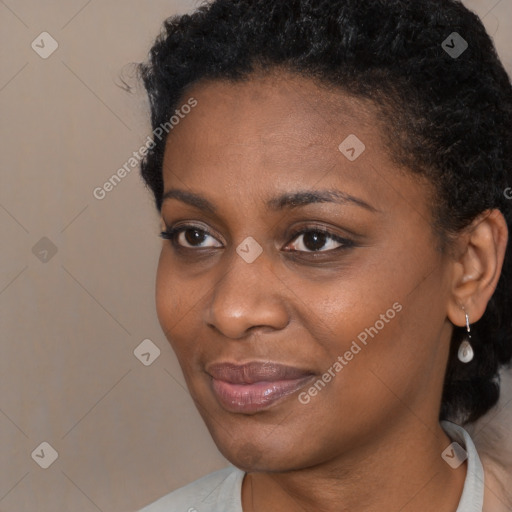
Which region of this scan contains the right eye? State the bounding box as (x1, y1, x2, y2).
(160, 225, 223, 249)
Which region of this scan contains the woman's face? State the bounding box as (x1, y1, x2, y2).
(156, 72, 456, 471)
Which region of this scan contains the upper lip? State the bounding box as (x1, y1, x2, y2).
(206, 361, 314, 384)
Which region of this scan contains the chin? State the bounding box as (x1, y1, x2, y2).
(210, 428, 313, 473)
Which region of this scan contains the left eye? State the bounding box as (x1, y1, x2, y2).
(285, 230, 349, 252)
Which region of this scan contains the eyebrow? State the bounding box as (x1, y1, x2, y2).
(161, 188, 378, 213)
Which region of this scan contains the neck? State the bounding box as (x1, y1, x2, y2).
(241, 418, 467, 512)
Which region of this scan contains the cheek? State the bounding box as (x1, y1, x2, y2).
(155, 249, 192, 350)
(155, 248, 213, 372)
(312, 295, 408, 388)
(299, 259, 437, 390)
(310, 274, 448, 429)
(155, 249, 173, 329)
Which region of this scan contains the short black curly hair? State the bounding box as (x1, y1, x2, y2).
(138, 0, 512, 424)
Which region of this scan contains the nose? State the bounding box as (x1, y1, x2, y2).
(204, 248, 290, 339)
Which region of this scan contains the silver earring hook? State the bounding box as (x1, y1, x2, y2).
(461, 305, 471, 335)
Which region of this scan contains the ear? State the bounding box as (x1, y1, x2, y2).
(447, 209, 508, 327)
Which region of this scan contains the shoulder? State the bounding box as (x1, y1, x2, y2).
(467, 381, 512, 512)
(138, 465, 245, 512)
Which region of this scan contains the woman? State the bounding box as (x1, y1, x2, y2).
(136, 0, 512, 510)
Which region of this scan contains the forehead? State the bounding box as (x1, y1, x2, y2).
(166, 71, 380, 154)
(160, 71, 430, 220)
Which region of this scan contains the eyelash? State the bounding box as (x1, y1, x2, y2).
(159, 225, 354, 253)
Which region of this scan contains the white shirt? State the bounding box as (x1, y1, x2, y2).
(139, 421, 484, 512)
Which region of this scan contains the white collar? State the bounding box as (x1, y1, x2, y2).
(441, 420, 485, 512)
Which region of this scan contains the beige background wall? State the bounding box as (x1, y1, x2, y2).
(1, 1, 511, 511)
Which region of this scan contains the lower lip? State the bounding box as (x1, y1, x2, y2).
(211, 376, 315, 413)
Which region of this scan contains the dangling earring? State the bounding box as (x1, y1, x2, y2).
(458, 309, 474, 363)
